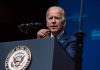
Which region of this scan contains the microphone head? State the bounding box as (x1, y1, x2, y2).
(34, 22, 42, 26)
(25, 22, 42, 27)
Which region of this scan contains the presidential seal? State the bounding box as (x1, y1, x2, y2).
(5, 46, 31, 70)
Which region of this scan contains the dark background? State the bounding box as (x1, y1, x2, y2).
(0, 0, 57, 42)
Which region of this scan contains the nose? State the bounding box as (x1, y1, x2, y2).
(52, 17, 56, 24)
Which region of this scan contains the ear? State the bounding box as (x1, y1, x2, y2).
(62, 20, 66, 27)
(46, 23, 48, 27)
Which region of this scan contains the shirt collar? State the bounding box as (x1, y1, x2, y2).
(50, 30, 64, 39)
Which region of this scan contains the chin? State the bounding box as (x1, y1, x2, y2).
(50, 28, 59, 32)
(51, 30, 58, 33)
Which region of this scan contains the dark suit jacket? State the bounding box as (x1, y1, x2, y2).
(57, 31, 76, 60)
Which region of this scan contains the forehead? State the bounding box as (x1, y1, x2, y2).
(47, 7, 63, 16)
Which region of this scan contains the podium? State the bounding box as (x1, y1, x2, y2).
(0, 38, 75, 70)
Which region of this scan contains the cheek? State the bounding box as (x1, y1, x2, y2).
(58, 25, 62, 30)
(57, 23, 64, 30)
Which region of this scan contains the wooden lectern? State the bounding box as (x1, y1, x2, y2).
(0, 38, 75, 70)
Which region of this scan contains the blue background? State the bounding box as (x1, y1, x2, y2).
(58, 0, 100, 70)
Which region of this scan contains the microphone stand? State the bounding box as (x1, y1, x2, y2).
(75, 0, 84, 70)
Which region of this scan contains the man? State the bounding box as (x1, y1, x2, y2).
(37, 6, 76, 59)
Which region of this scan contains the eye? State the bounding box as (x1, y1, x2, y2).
(47, 16, 61, 20)
(49, 17, 53, 19)
(55, 17, 61, 19)
(47, 16, 53, 20)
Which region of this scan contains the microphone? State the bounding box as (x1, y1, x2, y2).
(18, 22, 42, 33)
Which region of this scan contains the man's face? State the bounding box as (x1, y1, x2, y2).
(46, 8, 65, 34)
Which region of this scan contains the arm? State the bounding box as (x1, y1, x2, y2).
(58, 35, 77, 60)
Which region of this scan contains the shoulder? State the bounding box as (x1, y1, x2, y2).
(61, 31, 76, 42)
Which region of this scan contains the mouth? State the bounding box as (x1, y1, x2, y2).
(50, 26, 58, 31)
(50, 26, 57, 28)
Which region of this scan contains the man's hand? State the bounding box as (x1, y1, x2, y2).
(37, 29, 50, 38)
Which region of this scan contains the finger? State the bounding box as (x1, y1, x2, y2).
(40, 29, 50, 35)
(37, 29, 50, 38)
